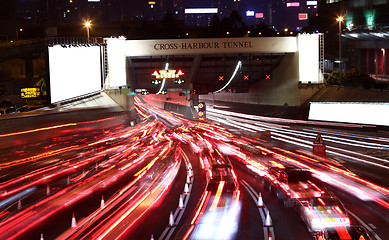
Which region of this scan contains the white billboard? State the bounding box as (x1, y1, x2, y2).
(309, 102, 389, 126)
(298, 34, 320, 84)
(106, 37, 127, 88)
(48, 45, 102, 103)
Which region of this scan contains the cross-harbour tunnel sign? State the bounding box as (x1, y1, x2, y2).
(123, 37, 298, 56)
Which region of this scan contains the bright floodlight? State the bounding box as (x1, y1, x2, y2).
(336, 16, 343, 22)
(85, 21, 91, 27)
(185, 8, 218, 14)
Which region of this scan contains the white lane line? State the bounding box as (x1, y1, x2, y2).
(241, 180, 275, 240)
(346, 209, 382, 240)
(369, 223, 377, 229)
(159, 150, 194, 240)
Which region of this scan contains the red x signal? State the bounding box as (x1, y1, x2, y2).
(265, 74, 271, 79)
(227, 88, 232, 92)
(244, 75, 249, 80)
(219, 75, 224, 81)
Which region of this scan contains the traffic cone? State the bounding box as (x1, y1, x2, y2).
(268, 231, 273, 240)
(179, 194, 184, 208)
(17, 198, 21, 210)
(71, 213, 77, 228)
(184, 183, 189, 194)
(100, 195, 105, 209)
(40, 233, 44, 240)
(150, 234, 154, 240)
(95, 162, 98, 169)
(46, 184, 50, 196)
(67, 175, 70, 185)
(188, 169, 193, 178)
(169, 211, 175, 226)
(186, 174, 191, 184)
(257, 193, 263, 207)
(264, 210, 272, 227)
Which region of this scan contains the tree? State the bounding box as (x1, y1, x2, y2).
(230, 10, 242, 29)
(211, 14, 220, 28)
(163, 12, 175, 28)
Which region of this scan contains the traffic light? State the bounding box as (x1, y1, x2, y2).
(161, 90, 167, 94)
(198, 102, 206, 118)
(141, 90, 150, 95)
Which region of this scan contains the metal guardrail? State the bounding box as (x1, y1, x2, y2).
(46, 37, 104, 46)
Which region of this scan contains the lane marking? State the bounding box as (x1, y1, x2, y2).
(346, 209, 382, 240)
(241, 180, 275, 240)
(159, 150, 194, 240)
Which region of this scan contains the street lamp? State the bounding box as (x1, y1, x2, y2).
(336, 16, 343, 85)
(84, 20, 91, 39)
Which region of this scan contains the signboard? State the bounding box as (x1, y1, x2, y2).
(152, 69, 184, 79)
(313, 134, 326, 156)
(21, 88, 41, 98)
(124, 37, 298, 56)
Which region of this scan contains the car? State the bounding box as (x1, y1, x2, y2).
(207, 164, 238, 192)
(263, 165, 324, 207)
(315, 225, 372, 240)
(298, 195, 350, 232)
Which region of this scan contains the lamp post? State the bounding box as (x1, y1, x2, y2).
(84, 20, 91, 40)
(336, 16, 343, 85)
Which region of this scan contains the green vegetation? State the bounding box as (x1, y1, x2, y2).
(326, 69, 388, 91)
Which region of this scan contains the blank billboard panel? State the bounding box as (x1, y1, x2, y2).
(309, 102, 389, 126)
(48, 45, 101, 103)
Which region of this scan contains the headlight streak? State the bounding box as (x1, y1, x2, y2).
(213, 114, 389, 170)
(209, 107, 389, 209)
(208, 108, 389, 150)
(0, 121, 170, 239)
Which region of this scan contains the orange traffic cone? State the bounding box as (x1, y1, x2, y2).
(71, 213, 77, 228)
(268, 231, 273, 240)
(100, 195, 105, 209)
(17, 198, 21, 210)
(257, 193, 263, 207)
(179, 194, 184, 208)
(264, 209, 272, 227)
(184, 183, 189, 194)
(169, 211, 175, 227)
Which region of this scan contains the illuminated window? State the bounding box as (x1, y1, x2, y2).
(299, 13, 308, 20)
(287, 2, 300, 7)
(255, 13, 264, 18)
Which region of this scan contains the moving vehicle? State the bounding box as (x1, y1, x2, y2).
(315, 225, 372, 240)
(207, 163, 238, 192)
(298, 195, 350, 232)
(263, 165, 324, 207)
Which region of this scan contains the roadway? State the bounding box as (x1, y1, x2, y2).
(0, 97, 388, 240)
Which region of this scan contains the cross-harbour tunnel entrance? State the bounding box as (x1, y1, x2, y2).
(105, 34, 323, 106)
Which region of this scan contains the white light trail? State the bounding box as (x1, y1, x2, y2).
(214, 61, 242, 93)
(157, 62, 169, 95)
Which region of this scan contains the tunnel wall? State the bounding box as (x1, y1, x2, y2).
(199, 52, 307, 106)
